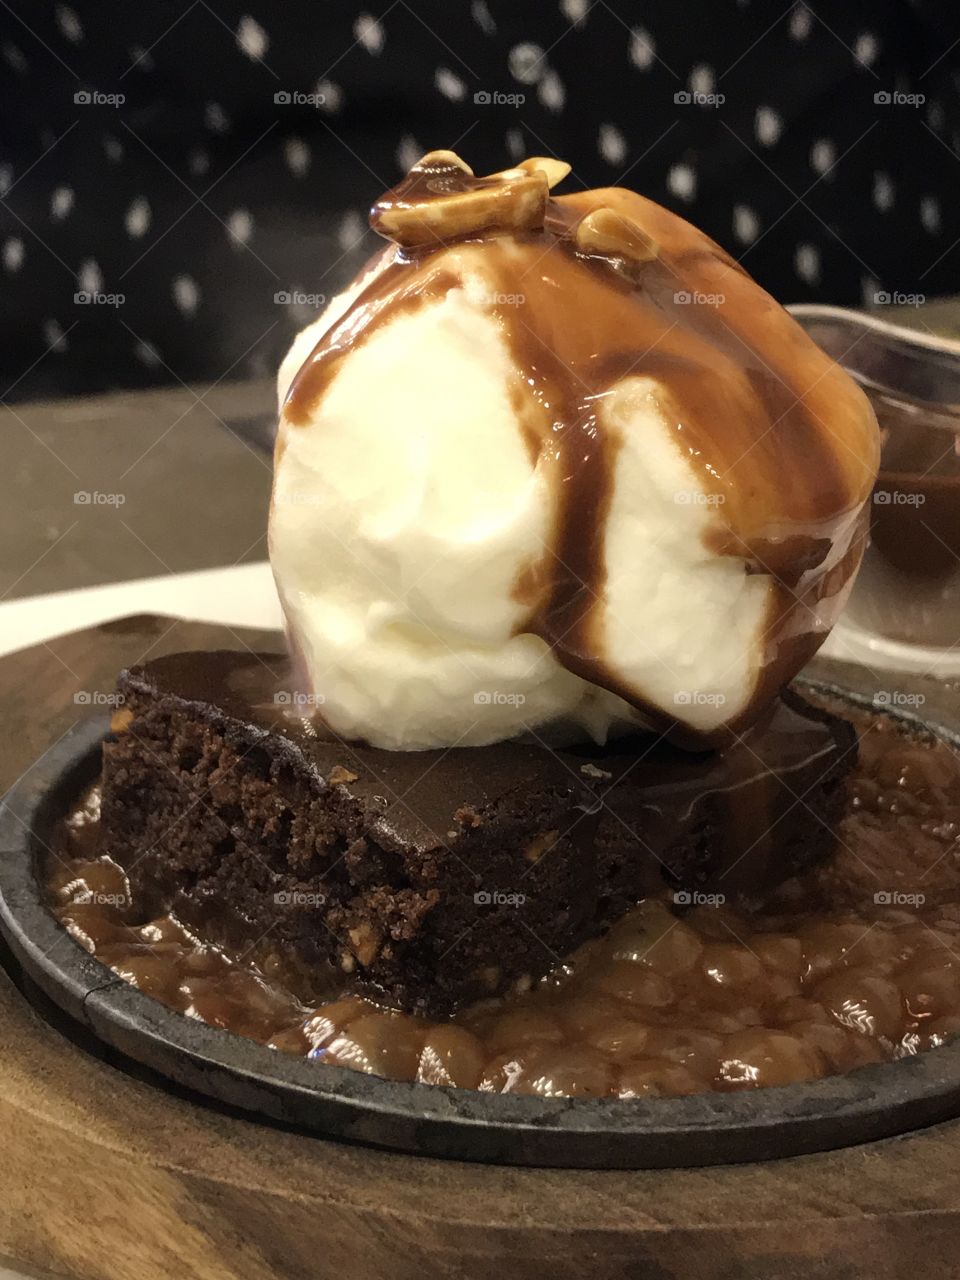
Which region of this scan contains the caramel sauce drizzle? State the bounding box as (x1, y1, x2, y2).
(282, 153, 879, 745)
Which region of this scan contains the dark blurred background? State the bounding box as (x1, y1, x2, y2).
(2, 0, 960, 402)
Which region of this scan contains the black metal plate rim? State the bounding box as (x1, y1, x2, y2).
(2, 670, 960, 1168)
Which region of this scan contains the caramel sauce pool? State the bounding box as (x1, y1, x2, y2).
(46, 704, 960, 1098)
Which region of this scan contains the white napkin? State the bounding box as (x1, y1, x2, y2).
(0, 562, 283, 659)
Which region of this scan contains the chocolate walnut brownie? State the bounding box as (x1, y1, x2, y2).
(99, 650, 855, 1016)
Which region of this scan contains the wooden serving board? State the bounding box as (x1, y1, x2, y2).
(1, 617, 959, 1280)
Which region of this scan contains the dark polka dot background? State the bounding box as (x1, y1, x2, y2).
(2, 0, 959, 400)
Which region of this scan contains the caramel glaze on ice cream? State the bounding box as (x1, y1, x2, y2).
(283, 152, 880, 747)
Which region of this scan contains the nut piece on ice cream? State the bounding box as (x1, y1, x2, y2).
(270, 151, 880, 751)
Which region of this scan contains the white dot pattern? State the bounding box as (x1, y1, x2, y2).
(667, 162, 697, 202)
(810, 138, 836, 176)
(509, 43, 546, 84)
(755, 106, 783, 147)
(284, 138, 311, 177)
(337, 211, 366, 253)
(172, 275, 200, 316)
(689, 64, 715, 96)
(472, 1, 496, 35)
(920, 196, 942, 234)
(236, 16, 269, 61)
(50, 186, 74, 221)
(2, 2, 955, 395)
(873, 171, 895, 212)
(55, 5, 83, 43)
(561, 0, 590, 24)
(598, 123, 627, 167)
(315, 79, 344, 114)
(226, 208, 254, 247)
(205, 103, 230, 133)
(129, 45, 154, 72)
(794, 243, 821, 285)
(396, 135, 422, 173)
(928, 101, 945, 133)
(3, 238, 24, 272)
(77, 259, 101, 294)
(629, 27, 656, 71)
(538, 70, 565, 112)
(435, 67, 467, 100)
(124, 197, 151, 238)
(4, 43, 27, 73)
(853, 32, 879, 68)
(354, 14, 385, 55)
(42, 318, 68, 352)
(733, 204, 760, 244)
(135, 339, 162, 367)
(789, 4, 813, 41)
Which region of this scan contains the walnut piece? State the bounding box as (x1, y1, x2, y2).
(348, 923, 382, 967)
(328, 765, 359, 785)
(524, 829, 560, 863)
(574, 207, 659, 268)
(110, 708, 134, 735)
(371, 150, 571, 248)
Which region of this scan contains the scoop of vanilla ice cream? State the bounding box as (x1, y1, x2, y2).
(272, 255, 637, 749)
(270, 154, 877, 751)
(271, 248, 796, 749)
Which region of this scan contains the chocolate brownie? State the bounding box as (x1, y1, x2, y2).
(98, 651, 856, 1015)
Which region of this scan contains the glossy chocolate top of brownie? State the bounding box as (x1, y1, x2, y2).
(119, 650, 851, 856)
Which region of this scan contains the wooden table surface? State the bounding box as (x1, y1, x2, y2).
(1, 380, 274, 602)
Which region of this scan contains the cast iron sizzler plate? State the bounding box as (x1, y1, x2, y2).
(2, 662, 960, 1169)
